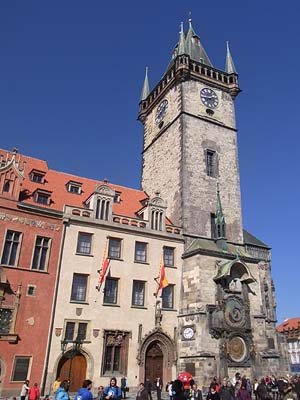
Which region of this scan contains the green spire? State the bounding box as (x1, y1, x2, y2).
(178, 22, 186, 55)
(185, 18, 213, 66)
(215, 182, 226, 238)
(225, 41, 237, 74)
(140, 67, 150, 101)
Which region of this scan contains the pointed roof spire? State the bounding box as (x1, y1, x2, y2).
(178, 22, 186, 55)
(140, 67, 150, 101)
(225, 41, 237, 74)
(185, 18, 213, 66)
(215, 182, 226, 238)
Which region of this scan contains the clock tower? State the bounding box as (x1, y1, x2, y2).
(138, 19, 289, 382)
(139, 20, 243, 243)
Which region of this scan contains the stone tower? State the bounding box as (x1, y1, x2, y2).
(139, 20, 289, 382)
(139, 20, 243, 243)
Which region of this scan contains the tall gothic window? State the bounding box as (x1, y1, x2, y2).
(205, 149, 218, 177)
(1, 230, 22, 266)
(95, 198, 110, 220)
(31, 236, 51, 271)
(103, 278, 118, 304)
(162, 285, 174, 309)
(134, 242, 147, 263)
(102, 331, 129, 375)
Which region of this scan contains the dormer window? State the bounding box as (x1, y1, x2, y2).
(30, 170, 45, 184)
(34, 190, 51, 205)
(93, 184, 115, 222)
(148, 193, 167, 232)
(114, 191, 121, 203)
(67, 181, 82, 195)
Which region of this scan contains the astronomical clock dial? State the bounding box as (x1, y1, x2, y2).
(224, 298, 245, 328)
(227, 336, 247, 363)
(200, 88, 219, 109)
(183, 327, 194, 340)
(155, 99, 168, 125)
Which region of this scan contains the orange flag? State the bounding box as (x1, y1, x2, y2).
(156, 256, 169, 296)
(96, 242, 110, 291)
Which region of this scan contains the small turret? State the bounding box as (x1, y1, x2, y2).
(140, 66, 150, 102)
(225, 41, 237, 74)
(178, 22, 186, 55)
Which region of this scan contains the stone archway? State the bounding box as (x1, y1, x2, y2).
(137, 328, 176, 385)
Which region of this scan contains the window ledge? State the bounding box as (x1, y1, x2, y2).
(102, 303, 120, 307)
(70, 301, 89, 305)
(134, 261, 149, 265)
(165, 265, 177, 269)
(162, 308, 177, 312)
(131, 306, 148, 310)
(108, 257, 123, 261)
(75, 253, 94, 257)
(1, 265, 49, 274)
(0, 333, 19, 343)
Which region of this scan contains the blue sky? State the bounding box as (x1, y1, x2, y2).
(0, 1, 298, 324)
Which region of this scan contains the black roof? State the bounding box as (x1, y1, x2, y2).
(243, 229, 270, 249)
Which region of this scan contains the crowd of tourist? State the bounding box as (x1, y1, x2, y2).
(16, 373, 300, 400)
(165, 373, 300, 400)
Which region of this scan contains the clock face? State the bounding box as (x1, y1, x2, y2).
(200, 88, 219, 109)
(155, 99, 168, 125)
(183, 327, 194, 340)
(224, 298, 245, 327)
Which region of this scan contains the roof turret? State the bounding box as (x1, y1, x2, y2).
(225, 41, 237, 74)
(140, 67, 150, 102)
(185, 18, 213, 66)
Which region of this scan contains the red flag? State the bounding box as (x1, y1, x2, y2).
(96, 242, 110, 291)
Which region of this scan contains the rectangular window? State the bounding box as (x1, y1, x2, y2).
(102, 330, 129, 375)
(76, 233, 92, 255)
(268, 338, 275, 349)
(32, 174, 43, 183)
(77, 322, 88, 340)
(1, 230, 22, 266)
(211, 213, 216, 238)
(0, 308, 13, 334)
(64, 321, 88, 341)
(132, 280, 145, 307)
(11, 357, 31, 382)
(32, 236, 51, 271)
(35, 192, 50, 205)
(108, 238, 121, 259)
(67, 182, 82, 194)
(134, 242, 147, 263)
(64, 321, 76, 341)
(71, 274, 88, 302)
(104, 278, 118, 304)
(164, 247, 174, 267)
(162, 285, 174, 309)
(206, 150, 217, 177)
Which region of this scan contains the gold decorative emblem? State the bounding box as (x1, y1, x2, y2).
(227, 336, 247, 363)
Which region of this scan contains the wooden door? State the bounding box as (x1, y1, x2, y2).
(57, 353, 87, 392)
(145, 343, 163, 387)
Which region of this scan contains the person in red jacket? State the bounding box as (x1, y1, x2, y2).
(28, 383, 40, 400)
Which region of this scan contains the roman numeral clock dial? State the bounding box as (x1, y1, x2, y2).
(200, 88, 219, 109)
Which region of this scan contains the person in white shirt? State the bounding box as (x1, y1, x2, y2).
(20, 380, 30, 400)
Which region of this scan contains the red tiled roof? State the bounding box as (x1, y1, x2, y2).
(0, 149, 148, 219)
(277, 318, 300, 333)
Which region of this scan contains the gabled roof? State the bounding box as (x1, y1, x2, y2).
(277, 318, 300, 333)
(0, 148, 149, 220)
(243, 229, 270, 249)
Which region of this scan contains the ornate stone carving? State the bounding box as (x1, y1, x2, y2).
(137, 327, 176, 367)
(0, 213, 60, 231)
(94, 185, 115, 197)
